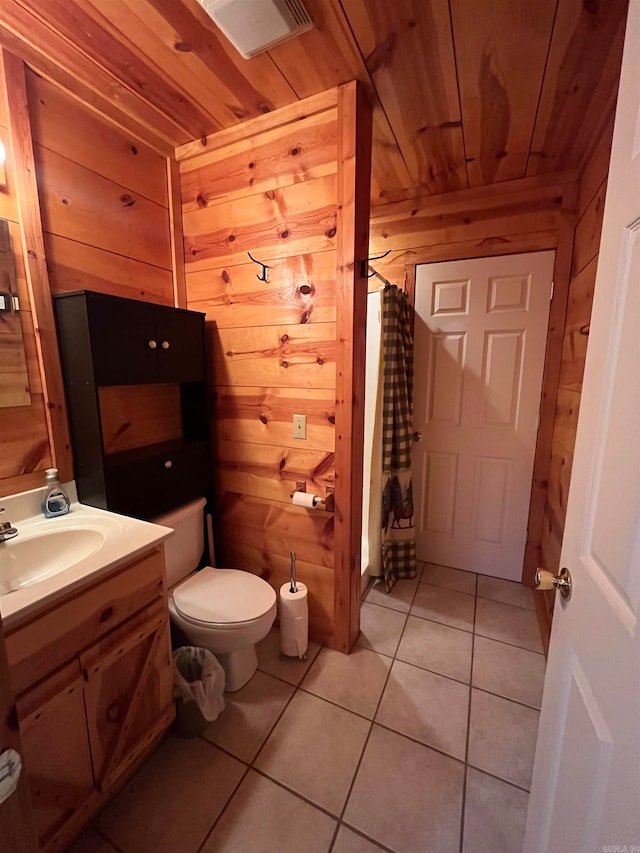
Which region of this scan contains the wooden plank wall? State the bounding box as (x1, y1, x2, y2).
(180, 91, 343, 646)
(539, 113, 615, 612)
(0, 60, 176, 497)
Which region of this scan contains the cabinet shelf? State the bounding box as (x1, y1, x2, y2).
(55, 290, 212, 520)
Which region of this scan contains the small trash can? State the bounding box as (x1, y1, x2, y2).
(172, 647, 225, 738)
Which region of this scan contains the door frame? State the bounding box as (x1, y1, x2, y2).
(403, 198, 576, 604)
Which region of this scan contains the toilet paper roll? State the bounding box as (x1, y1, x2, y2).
(292, 491, 321, 508)
(279, 582, 309, 659)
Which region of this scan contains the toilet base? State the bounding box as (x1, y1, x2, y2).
(216, 644, 259, 692)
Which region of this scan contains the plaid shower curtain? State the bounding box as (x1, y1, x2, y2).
(381, 285, 416, 590)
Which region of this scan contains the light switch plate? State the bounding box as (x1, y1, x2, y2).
(293, 414, 307, 440)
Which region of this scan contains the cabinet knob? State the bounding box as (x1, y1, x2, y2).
(148, 339, 157, 350)
(164, 460, 173, 469)
(161, 340, 170, 350)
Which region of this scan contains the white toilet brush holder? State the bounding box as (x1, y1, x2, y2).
(279, 551, 309, 660)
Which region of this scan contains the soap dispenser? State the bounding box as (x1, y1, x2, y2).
(41, 468, 71, 518)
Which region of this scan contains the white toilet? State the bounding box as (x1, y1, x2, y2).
(157, 498, 276, 691)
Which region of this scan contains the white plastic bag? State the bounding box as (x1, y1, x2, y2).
(172, 647, 225, 722)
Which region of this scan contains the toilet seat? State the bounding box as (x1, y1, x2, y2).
(172, 567, 276, 626)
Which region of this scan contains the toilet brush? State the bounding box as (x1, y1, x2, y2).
(289, 550, 298, 593)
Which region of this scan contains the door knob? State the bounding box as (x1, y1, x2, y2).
(413, 432, 423, 442)
(534, 567, 572, 600)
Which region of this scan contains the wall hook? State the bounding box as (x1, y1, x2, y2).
(360, 249, 392, 278)
(247, 251, 271, 283)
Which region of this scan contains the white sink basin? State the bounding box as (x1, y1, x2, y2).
(0, 492, 173, 628)
(0, 527, 106, 595)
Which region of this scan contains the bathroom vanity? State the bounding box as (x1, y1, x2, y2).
(0, 494, 175, 851)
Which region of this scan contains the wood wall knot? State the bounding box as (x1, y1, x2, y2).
(290, 147, 300, 156)
(130, 144, 138, 155)
(281, 334, 289, 343)
(120, 194, 135, 207)
(27, 248, 37, 258)
(259, 415, 268, 424)
(325, 227, 336, 238)
(174, 42, 191, 52)
(280, 229, 289, 239)
(298, 284, 313, 296)
(281, 360, 289, 368)
(196, 194, 208, 209)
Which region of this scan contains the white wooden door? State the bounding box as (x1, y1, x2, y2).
(414, 251, 554, 579)
(525, 4, 640, 850)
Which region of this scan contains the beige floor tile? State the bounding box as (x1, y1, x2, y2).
(463, 767, 529, 853)
(333, 825, 387, 852)
(468, 689, 539, 790)
(67, 828, 118, 853)
(201, 770, 336, 852)
(344, 726, 464, 853)
(376, 660, 469, 759)
(475, 598, 543, 652)
(365, 576, 419, 613)
(202, 670, 295, 762)
(421, 563, 477, 596)
(301, 646, 392, 718)
(96, 736, 245, 853)
(396, 615, 473, 683)
(254, 691, 370, 815)
(473, 636, 546, 708)
(357, 602, 407, 657)
(256, 627, 321, 685)
(477, 575, 535, 611)
(411, 584, 475, 632)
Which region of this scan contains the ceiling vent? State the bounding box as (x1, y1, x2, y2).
(196, 0, 313, 59)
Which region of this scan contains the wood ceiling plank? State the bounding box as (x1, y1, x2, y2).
(145, 0, 296, 118)
(84, 0, 239, 132)
(343, 0, 466, 196)
(450, 0, 556, 186)
(17, 0, 213, 140)
(0, 1, 182, 150)
(527, 0, 627, 177)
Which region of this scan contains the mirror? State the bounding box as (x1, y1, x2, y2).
(0, 218, 31, 407)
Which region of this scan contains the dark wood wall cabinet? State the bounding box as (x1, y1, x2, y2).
(55, 290, 211, 520)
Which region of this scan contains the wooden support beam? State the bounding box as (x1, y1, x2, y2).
(331, 81, 372, 652)
(2, 50, 72, 481)
(522, 183, 578, 587)
(167, 156, 186, 308)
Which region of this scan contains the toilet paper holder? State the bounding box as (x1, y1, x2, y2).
(291, 481, 334, 512)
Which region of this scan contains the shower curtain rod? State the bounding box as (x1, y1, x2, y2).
(367, 265, 392, 288)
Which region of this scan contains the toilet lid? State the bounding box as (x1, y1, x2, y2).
(173, 567, 276, 625)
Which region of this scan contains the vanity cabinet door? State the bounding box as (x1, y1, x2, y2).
(80, 599, 174, 793)
(16, 659, 95, 851)
(154, 305, 205, 382)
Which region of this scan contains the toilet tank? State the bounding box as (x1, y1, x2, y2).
(155, 498, 207, 587)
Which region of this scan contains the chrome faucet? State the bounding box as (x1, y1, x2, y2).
(0, 508, 18, 542)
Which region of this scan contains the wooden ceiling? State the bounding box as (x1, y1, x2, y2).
(0, 0, 628, 205)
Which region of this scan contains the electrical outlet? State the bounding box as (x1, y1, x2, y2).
(292, 414, 307, 440)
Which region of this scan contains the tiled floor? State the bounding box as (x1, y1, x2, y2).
(74, 563, 545, 853)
